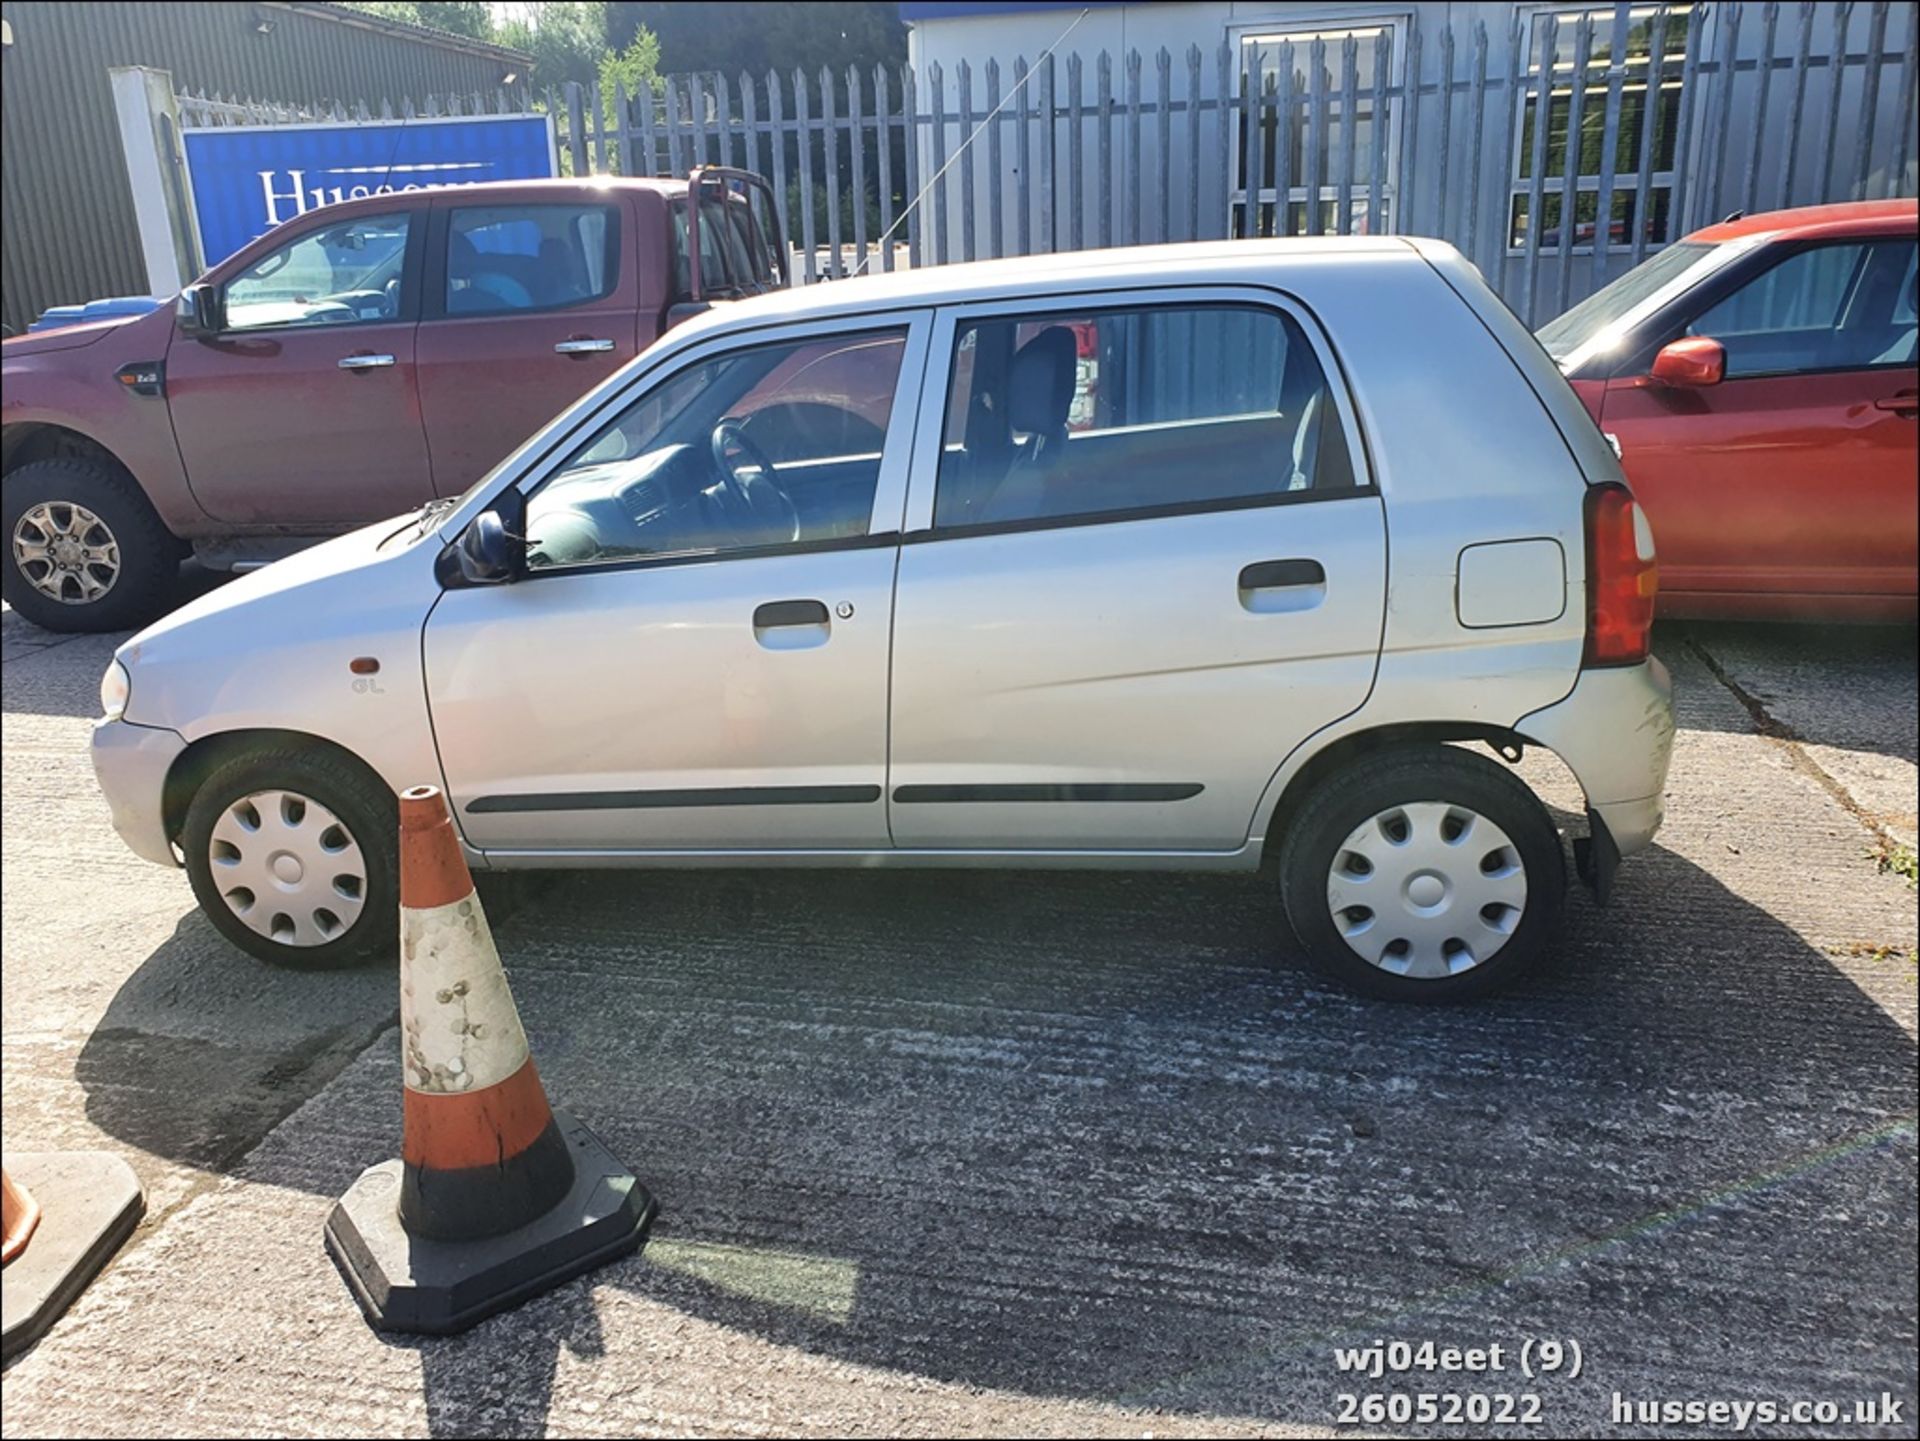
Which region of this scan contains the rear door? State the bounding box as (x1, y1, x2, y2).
(1603, 236, 1919, 599)
(886, 290, 1387, 853)
(166, 206, 432, 524)
(414, 195, 641, 495)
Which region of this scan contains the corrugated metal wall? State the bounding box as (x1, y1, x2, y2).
(0, 2, 527, 334)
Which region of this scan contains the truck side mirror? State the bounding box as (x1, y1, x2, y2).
(457, 508, 525, 584)
(176, 284, 223, 339)
(1650, 336, 1725, 388)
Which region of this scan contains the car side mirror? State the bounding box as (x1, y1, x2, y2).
(457, 509, 525, 584)
(1650, 336, 1725, 388)
(176, 284, 223, 339)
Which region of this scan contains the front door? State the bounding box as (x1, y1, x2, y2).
(414, 197, 643, 496)
(1604, 236, 1919, 600)
(166, 207, 433, 525)
(426, 316, 928, 854)
(887, 293, 1387, 852)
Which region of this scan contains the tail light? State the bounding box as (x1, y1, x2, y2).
(1583, 482, 1658, 667)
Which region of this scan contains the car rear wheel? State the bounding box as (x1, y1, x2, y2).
(182, 747, 398, 969)
(1277, 745, 1566, 1001)
(1, 458, 178, 633)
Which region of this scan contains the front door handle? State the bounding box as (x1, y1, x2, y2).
(555, 337, 616, 355)
(1872, 391, 1918, 415)
(753, 599, 829, 628)
(1239, 558, 1325, 589)
(338, 353, 395, 370)
(752, 598, 831, 651)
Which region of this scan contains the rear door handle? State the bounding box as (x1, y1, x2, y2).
(555, 337, 615, 355)
(1872, 392, 1918, 415)
(338, 353, 395, 370)
(1238, 559, 1325, 589)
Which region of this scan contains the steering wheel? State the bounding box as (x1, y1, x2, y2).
(708, 417, 800, 544)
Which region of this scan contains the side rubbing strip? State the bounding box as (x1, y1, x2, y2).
(891, 783, 1204, 804)
(467, 784, 883, 814)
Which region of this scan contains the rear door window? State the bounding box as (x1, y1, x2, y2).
(445, 204, 619, 316)
(933, 302, 1358, 531)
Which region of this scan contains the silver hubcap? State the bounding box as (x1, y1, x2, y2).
(12, 502, 121, 605)
(208, 790, 367, 947)
(1325, 802, 1529, 979)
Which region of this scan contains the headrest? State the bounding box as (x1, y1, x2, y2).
(447, 230, 480, 276)
(1007, 326, 1077, 438)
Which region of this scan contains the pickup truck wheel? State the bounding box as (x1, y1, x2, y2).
(1278, 745, 1566, 1002)
(1, 458, 178, 633)
(182, 747, 398, 969)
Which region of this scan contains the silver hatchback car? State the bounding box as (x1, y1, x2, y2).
(92, 238, 1672, 1001)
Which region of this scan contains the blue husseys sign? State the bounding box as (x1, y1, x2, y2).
(182, 115, 557, 268)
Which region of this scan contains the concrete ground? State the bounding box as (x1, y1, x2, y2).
(2, 604, 1914, 1438)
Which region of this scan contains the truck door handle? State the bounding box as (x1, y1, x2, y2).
(338, 353, 395, 370)
(1238, 559, 1325, 589)
(1872, 391, 1918, 415)
(555, 337, 615, 355)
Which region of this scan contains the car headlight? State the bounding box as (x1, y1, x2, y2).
(100, 659, 131, 719)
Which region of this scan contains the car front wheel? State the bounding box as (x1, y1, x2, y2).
(1, 458, 178, 633)
(1277, 745, 1566, 1001)
(181, 746, 398, 968)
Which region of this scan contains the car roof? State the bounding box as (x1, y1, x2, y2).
(672, 235, 1420, 337)
(1687, 198, 1917, 244)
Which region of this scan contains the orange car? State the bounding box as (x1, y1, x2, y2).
(1541, 200, 1918, 622)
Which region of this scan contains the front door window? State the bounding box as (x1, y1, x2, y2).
(1687, 240, 1919, 377)
(223, 212, 411, 331)
(523, 330, 910, 571)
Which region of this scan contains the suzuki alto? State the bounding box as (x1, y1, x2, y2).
(91, 237, 1674, 1001)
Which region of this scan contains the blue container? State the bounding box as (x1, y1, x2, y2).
(28, 295, 166, 333)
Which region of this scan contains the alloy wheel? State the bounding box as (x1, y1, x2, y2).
(12, 501, 122, 605)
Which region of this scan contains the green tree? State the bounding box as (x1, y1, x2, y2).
(496, 1, 614, 92)
(598, 29, 662, 104)
(606, 2, 905, 79)
(345, 1, 494, 42)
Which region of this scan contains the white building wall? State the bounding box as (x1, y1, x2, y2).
(903, 1, 1917, 320)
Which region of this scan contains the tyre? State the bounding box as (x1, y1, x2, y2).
(1, 457, 179, 633)
(181, 746, 399, 969)
(1277, 745, 1566, 1002)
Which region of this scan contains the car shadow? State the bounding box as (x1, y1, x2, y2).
(72, 844, 1919, 1434)
(1663, 618, 1920, 763)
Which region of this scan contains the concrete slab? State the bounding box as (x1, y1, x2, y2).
(2, 607, 1913, 1437)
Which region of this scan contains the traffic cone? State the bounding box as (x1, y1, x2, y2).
(2, 1153, 144, 1359)
(2, 1166, 40, 1263)
(325, 785, 655, 1335)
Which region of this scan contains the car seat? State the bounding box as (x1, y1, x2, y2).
(982, 326, 1078, 521)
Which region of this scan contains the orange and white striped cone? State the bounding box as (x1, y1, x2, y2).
(2, 1167, 41, 1265)
(324, 785, 655, 1335)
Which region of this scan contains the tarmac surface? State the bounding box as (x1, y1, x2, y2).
(3, 602, 1915, 1438)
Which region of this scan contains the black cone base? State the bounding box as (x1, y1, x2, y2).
(325, 1110, 655, 1335)
(1, 1151, 145, 1360)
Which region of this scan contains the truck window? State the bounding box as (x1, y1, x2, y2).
(446, 204, 620, 316)
(224, 213, 411, 331)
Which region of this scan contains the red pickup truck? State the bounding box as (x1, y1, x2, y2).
(1, 171, 785, 632)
